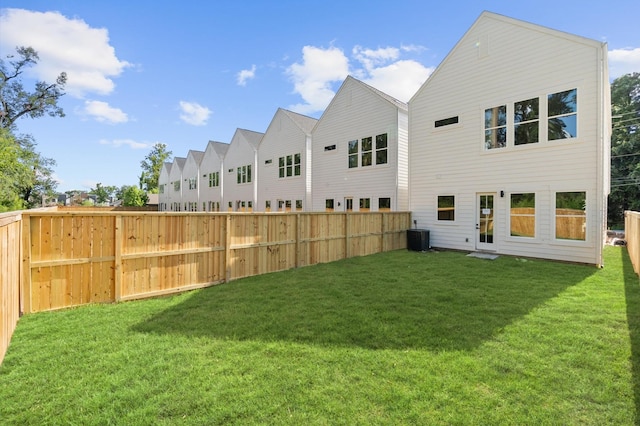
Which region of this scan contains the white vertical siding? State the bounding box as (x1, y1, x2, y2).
(182, 150, 204, 211)
(167, 157, 186, 211)
(311, 76, 408, 212)
(199, 141, 228, 212)
(222, 129, 263, 211)
(409, 12, 609, 265)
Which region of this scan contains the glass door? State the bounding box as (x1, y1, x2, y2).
(476, 193, 495, 250)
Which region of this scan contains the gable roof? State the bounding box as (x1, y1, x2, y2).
(186, 149, 205, 165)
(171, 157, 186, 172)
(236, 128, 264, 150)
(207, 140, 229, 157)
(344, 75, 408, 112)
(279, 108, 318, 134)
(410, 10, 607, 103)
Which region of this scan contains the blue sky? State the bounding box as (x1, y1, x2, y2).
(1, 1, 639, 192)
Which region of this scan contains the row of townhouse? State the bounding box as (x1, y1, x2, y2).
(159, 11, 610, 266)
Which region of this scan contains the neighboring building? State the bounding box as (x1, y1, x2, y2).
(167, 157, 186, 211)
(408, 11, 610, 265)
(311, 76, 409, 212)
(222, 129, 264, 212)
(257, 108, 317, 212)
(200, 140, 229, 212)
(182, 150, 205, 211)
(158, 162, 172, 211)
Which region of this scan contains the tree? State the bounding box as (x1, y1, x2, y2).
(140, 143, 172, 193)
(0, 46, 65, 211)
(120, 185, 149, 207)
(0, 46, 67, 130)
(90, 183, 118, 205)
(608, 72, 640, 228)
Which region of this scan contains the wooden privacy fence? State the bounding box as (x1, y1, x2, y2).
(20, 210, 411, 314)
(0, 212, 22, 365)
(626, 211, 640, 275)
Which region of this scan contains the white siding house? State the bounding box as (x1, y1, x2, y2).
(222, 129, 264, 212)
(199, 141, 229, 212)
(167, 157, 186, 211)
(311, 76, 409, 212)
(182, 150, 204, 211)
(158, 161, 171, 211)
(257, 108, 317, 212)
(409, 11, 610, 265)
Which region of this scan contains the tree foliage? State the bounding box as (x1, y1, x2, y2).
(0, 46, 64, 211)
(119, 185, 149, 207)
(140, 143, 172, 193)
(0, 46, 67, 130)
(90, 183, 118, 205)
(609, 72, 640, 227)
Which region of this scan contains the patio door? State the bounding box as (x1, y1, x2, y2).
(476, 193, 495, 251)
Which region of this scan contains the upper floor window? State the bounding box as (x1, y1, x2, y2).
(188, 177, 197, 190)
(548, 89, 577, 140)
(159, 184, 165, 194)
(279, 153, 301, 178)
(514, 97, 539, 145)
(348, 133, 389, 168)
(208, 171, 219, 187)
(237, 164, 252, 184)
(484, 106, 506, 149)
(173, 181, 180, 191)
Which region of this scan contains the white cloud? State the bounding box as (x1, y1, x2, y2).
(0, 8, 130, 97)
(237, 64, 257, 86)
(83, 100, 128, 124)
(609, 47, 640, 78)
(99, 139, 150, 150)
(178, 101, 211, 126)
(286, 45, 350, 114)
(287, 44, 432, 113)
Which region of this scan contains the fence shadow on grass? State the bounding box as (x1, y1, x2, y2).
(132, 250, 596, 352)
(622, 248, 640, 423)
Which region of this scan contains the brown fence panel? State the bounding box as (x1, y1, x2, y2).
(119, 213, 226, 300)
(0, 213, 22, 365)
(299, 213, 347, 267)
(626, 211, 640, 275)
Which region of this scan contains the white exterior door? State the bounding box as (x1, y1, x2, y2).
(476, 193, 496, 251)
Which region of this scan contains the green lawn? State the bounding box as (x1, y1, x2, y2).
(1, 246, 638, 425)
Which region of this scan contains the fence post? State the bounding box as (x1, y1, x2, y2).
(21, 214, 32, 314)
(114, 214, 122, 301)
(295, 213, 301, 268)
(225, 214, 232, 282)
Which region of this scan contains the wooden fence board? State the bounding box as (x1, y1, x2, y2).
(626, 211, 640, 275)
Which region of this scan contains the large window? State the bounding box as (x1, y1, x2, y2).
(188, 177, 197, 190)
(437, 196, 455, 221)
(548, 89, 577, 140)
(510, 193, 535, 238)
(555, 192, 586, 241)
(279, 153, 301, 178)
(485, 106, 506, 149)
(514, 97, 539, 145)
(208, 172, 219, 187)
(348, 133, 389, 168)
(237, 164, 252, 184)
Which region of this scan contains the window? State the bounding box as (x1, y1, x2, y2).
(296, 200, 303, 211)
(485, 105, 506, 149)
(325, 199, 334, 211)
(279, 154, 301, 178)
(548, 89, 577, 140)
(555, 192, 586, 241)
(188, 177, 197, 190)
(378, 197, 391, 211)
(510, 193, 535, 238)
(348, 140, 358, 168)
(265, 200, 271, 211)
(324, 144, 336, 152)
(228, 168, 234, 173)
(248, 201, 253, 211)
(435, 116, 459, 127)
(237, 165, 252, 184)
(159, 184, 165, 194)
(285, 200, 292, 211)
(361, 137, 373, 167)
(345, 198, 353, 212)
(173, 181, 180, 191)
(376, 134, 388, 165)
(359, 198, 370, 211)
(265, 159, 273, 165)
(278, 200, 285, 211)
(514, 97, 539, 145)
(437, 196, 455, 221)
(208, 172, 219, 187)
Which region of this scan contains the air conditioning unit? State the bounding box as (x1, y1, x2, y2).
(407, 229, 430, 251)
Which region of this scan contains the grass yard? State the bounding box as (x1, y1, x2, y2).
(0, 246, 638, 425)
